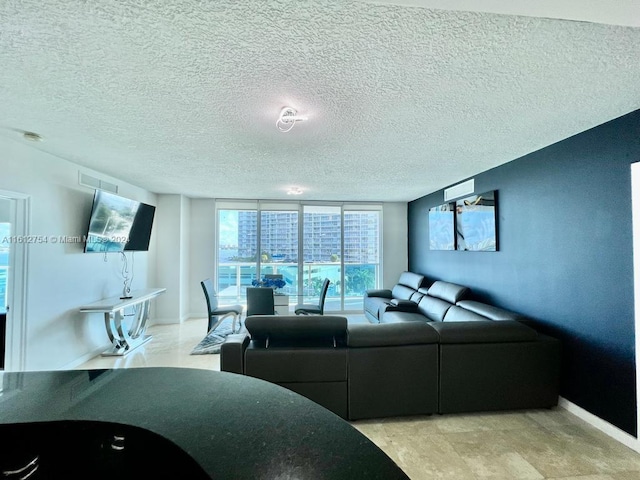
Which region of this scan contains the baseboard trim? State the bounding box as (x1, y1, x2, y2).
(60, 344, 112, 370)
(558, 396, 640, 453)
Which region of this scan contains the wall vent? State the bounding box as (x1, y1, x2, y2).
(79, 172, 118, 194)
(444, 179, 474, 202)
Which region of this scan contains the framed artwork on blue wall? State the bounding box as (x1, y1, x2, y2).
(428, 203, 455, 250)
(455, 190, 498, 251)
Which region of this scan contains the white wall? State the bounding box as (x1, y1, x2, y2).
(382, 202, 409, 289)
(0, 198, 9, 222)
(188, 199, 216, 318)
(154, 194, 191, 323)
(0, 136, 157, 370)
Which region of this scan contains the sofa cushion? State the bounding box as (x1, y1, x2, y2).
(364, 296, 389, 322)
(391, 284, 416, 301)
(428, 320, 538, 344)
(347, 322, 438, 347)
(426, 281, 469, 304)
(417, 295, 453, 322)
(397, 271, 426, 290)
(380, 311, 428, 324)
(410, 291, 426, 303)
(443, 305, 488, 322)
(456, 300, 524, 321)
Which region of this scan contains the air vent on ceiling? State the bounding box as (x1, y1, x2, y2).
(78, 172, 118, 194)
(444, 179, 474, 202)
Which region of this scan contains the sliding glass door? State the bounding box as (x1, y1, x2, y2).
(217, 208, 257, 302)
(343, 209, 380, 310)
(302, 205, 341, 312)
(216, 201, 381, 312)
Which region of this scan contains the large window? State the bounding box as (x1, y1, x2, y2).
(303, 206, 342, 311)
(216, 202, 381, 312)
(260, 209, 299, 296)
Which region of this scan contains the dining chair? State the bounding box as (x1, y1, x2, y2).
(246, 287, 276, 317)
(201, 278, 243, 333)
(295, 278, 330, 315)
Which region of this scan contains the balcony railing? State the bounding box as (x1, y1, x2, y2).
(216, 262, 378, 312)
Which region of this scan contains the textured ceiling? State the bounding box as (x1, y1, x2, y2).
(0, 1, 639, 202)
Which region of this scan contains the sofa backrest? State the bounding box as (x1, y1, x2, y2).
(397, 271, 427, 290)
(391, 284, 417, 301)
(443, 305, 487, 322)
(417, 295, 453, 322)
(456, 300, 524, 321)
(426, 281, 469, 304)
(245, 315, 348, 347)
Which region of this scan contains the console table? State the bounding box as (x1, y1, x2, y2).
(80, 288, 166, 356)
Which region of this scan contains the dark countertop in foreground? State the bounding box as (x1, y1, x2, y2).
(0, 368, 409, 479)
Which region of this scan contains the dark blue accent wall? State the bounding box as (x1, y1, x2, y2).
(408, 109, 640, 436)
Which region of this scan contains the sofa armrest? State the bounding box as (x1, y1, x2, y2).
(220, 333, 250, 374)
(386, 299, 419, 312)
(364, 289, 392, 299)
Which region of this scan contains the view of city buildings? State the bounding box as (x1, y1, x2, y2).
(217, 207, 380, 310)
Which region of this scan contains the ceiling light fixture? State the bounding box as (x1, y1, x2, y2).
(287, 187, 304, 195)
(276, 107, 307, 133)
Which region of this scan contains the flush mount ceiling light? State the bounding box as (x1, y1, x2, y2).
(287, 187, 304, 195)
(276, 107, 307, 133)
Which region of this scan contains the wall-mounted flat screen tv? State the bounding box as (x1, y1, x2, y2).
(455, 190, 497, 251)
(84, 190, 156, 253)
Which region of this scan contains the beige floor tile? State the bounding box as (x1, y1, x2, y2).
(548, 475, 615, 480)
(381, 415, 442, 437)
(611, 472, 640, 480)
(391, 433, 477, 480)
(462, 452, 543, 479)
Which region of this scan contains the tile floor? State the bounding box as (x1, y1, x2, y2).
(78, 317, 640, 480)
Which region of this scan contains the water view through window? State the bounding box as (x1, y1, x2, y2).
(217, 205, 380, 312)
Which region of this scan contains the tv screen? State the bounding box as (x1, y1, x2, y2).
(84, 191, 155, 253)
(125, 201, 156, 251)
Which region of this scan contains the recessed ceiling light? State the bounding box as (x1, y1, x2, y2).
(23, 131, 43, 142)
(287, 187, 304, 195)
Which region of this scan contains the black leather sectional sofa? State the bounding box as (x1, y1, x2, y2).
(221, 273, 560, 421)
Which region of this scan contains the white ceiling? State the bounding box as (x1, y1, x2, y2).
(1, 1, 639, 202)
